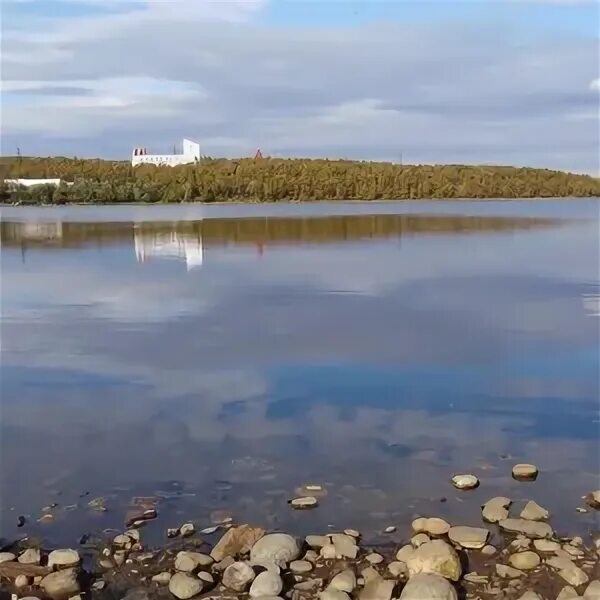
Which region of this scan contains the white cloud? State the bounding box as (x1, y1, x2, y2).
(1, 1, 598, 171)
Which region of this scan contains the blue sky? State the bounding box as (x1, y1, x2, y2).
(2, 0, 599, 172)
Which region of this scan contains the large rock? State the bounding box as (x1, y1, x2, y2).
(40, 568, 80, 598)
(558, 564, 589, 587)
(47, 549, 80, 569)
(250, 533, 300, 567)
(533, 539, 560, 552)
(481, 497, 511, 523)
(499, 519, 553, 539)
(508, 551, 540, 570)
(222, 561, 255, 591)
(406, 540, 461, 582)
(520, 500, 549, 521)
(399, 573, 457, 600)
(448, 526, 489, 549)
(249, 571, 283, 598)
(168, 573, 203, 599)
(556, 587, 579, 600)
(359, 578, 395, 600)
(306, 535, 330, 548)
(211, 525, 265, 561)
(396, 545, 416, 563)
(175, 552, 213, 572)
(0, 552, 15, 564)
(331, 534, 358, 559)
(585, 581, 600, 599)
(328, 569, 356, 593)
(18, 549, 41, 565)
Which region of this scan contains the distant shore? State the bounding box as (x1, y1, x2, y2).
(1, 157, 599, 204)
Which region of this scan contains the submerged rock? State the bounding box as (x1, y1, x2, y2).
(399, 573, 457, 600)
(290, 496, 318, 509)
(450, 474, 479, 490)
(520, 500, 549, 521)
(47, 549, 80, 569)
(498, 518, 553, 539)
(481, 497, 511, 523)
(586, 491, 600, 509)
(512, 464, 538, 481)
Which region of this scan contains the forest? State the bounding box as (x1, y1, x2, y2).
(1, 156, 599, 204)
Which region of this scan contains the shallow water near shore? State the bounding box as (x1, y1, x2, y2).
(1, 199, 599, 548)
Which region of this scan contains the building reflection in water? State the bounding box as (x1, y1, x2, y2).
(133, 224, 203, 270)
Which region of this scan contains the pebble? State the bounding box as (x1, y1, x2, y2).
(396, 545, 416, 563)
(151, 572, 172, 584)
(388, 561, 408, 578)
(200, 526, 219, 535)
(251, 533, 300, 567)
(344, 529, 360, 538)
(290, 560, 313, 574)
(328, 569, 357, 592)
(498, 518, 553, 539)
(464, 572, 488, 583)
(320, 591, 351, 600)
(41, 568, 80, 598)
(197, 572, 214, 585)
(512, 464, 538, 481)
(290, 496, 319, 509)
(320, 544, 337, 559)
(413, 517, 450, 536)
(411, 533, 431, 548)
(365, 553, 384, 565)
(508, 551, 541, 570)
(520, 500, 549, 521)
(481, 545, 497, 555)
(249, 570, 283, 597)
(113, 534, 131, 546)
(384, 526, 396, 534)
(450, 474, 479, 490)
(179, 523, 195, 537)
(564, 544, 585, 558)
(47, 549, 80, 569)
(399, 573, 458, 600)
(15, 574, 30, 587)
(18, 549, 41, 565)
(496, 564, 524, 579)
(406, 539, 462, 582)
(0, 552, 16, 563)
(533, 539, 561, 552)
(222, 561, 255, 591)
(175, 551, 213, 572)
(306, 535, 330, 548)
(571, 536, 584, 547)
(447, 526, 489, 549)
(168, 573, 203, 599)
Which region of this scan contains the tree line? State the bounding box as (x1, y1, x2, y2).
(1, 156, 598, 204)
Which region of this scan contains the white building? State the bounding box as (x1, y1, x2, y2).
(4, 178, 65, 187)
(132, 138, 200, 167)
(134, 225, 203, 270)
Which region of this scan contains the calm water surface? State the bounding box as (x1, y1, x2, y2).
(1, 199, 599, 547)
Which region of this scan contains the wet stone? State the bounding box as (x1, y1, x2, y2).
(290, 560, 313, 574)
(168, 573, 203, 599)
(512, 464, 538, 481)
(520, 500, 549, 521)
(328, 569, 356, 593)
(399, 573, 457, 600)
(508, 551, 541, 570)
(450, 474, 479, 490)
(448, 526, 489, 549)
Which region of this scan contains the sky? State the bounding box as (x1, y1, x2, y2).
(1, 0, 599, 173)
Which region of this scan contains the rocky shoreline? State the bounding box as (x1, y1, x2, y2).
(2, 466, 599, 600)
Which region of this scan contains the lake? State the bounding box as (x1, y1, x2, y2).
(1, 199, 598, 548)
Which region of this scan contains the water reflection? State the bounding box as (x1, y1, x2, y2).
(0, 203, 598, 547)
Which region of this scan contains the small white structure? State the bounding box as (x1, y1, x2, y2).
(134, 226, 203, 270)
(132, 138, 200, 167)
(4, 178, 64, 187)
